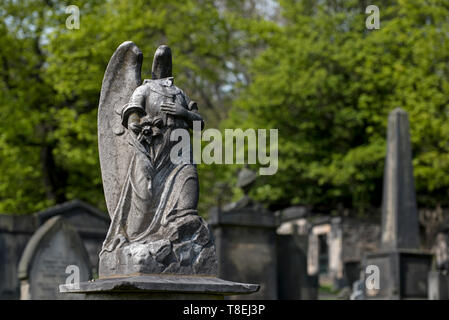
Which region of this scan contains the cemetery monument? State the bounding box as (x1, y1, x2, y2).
(19, 216, 91, 300)
(364, 108, 432, 299)
(60, 41, 259, 299)
(209, 167, 278, 299)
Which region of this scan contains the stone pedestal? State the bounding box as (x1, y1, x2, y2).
(0, 215, 36, 299)
(364, 250, 431, 300)
(60, 274, 259, 300)
(208, 206, 278, 300)
(276, 234, 318, 300)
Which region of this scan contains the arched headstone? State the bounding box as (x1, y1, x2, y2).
(18, 216, 92, 300)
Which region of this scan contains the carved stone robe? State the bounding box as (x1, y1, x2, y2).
(99, 77, 216, 277)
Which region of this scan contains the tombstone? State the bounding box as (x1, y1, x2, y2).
(209, 203, 277, 299)
(276, 234, 318, 299)
(276, 206, 318, 300)
(35, 200, 109, 276)
(18, 216, 92, 299)
(0, 200, 107, 300)
(209, 167, 277, 299)
(364, 108, 432, 299)
(0, 215, 36, 299)
(340, 218, 380, 291)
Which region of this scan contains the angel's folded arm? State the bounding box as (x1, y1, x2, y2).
(121, 85, 147, 128)
(186, 101, 204, 130)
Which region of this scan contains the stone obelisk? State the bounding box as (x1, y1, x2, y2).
(380, 108, 420, 251)
(364, 108, 431, 300)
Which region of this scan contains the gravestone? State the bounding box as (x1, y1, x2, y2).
(36, 200, 109, 276)
(276, 207, 318, 300)
(208, 167, 277, 299)
(364, 108, 431, 299)
(380, 108, 420, 250)
(0, 200, 107, 300)
(209, 205, 278, 299)
(277, 234, 318, 299)
(19, 216, 92, 300)
(0, 215, 36, 299)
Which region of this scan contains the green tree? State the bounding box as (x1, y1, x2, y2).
(226, 0, 449, 215)
(4, 0, 449, 218)
(0, 0, 259, 214)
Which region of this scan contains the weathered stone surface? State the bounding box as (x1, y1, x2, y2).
(62, 42, 258, 300)
(98, 41, 142, 218)
(0, 215, 36, 299)
(83, 292, 221, 300)
(209, 206, 278, 300)
(365, 108, 431, 300)
(277, 234, 318, 300)
(99, 214, 216, 276)
(19, 216, 92, 300)
(35, 199, 109, 275)
(96, 41, 217, 278)
(0, 201, 108, 300)
(381, 108, 420, 251)
(280, 213, 379, 293)
(364, 251, 431, 299)
(60, 274, 259, 297)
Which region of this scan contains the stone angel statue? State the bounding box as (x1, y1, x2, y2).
(97, 41, 217, 277)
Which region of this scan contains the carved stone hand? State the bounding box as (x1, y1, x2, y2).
(160, 101, 188, 118)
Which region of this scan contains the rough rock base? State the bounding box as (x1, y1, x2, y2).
(99, 214, 217, 277)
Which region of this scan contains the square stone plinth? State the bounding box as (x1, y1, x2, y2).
(59, 274, 259, 300)
(364, 250, 432, 300)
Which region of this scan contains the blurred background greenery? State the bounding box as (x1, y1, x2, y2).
(1, 0, 449, 218)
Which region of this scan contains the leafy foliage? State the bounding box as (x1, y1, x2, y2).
(226, 0, 449, 214)
(2, 0, 449, 217)
(0, 0, 256, 214)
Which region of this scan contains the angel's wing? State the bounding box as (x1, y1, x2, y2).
(98, 41, 143, 218)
